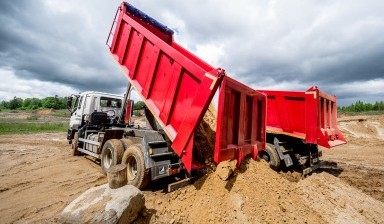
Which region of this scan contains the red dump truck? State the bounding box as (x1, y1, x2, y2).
(67, 1, 266, 190)
(258, 87, 346, 174)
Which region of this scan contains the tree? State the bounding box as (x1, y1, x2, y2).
(30, 98, 43, 109)
(0, 101, 10, 109)
(42, 95, 67, 109)
(133, 101, 145, 110)
(9, 97, 23, 110)
(23, 98, 43, 109)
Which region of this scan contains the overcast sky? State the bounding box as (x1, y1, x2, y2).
(0, 0, 383, 106)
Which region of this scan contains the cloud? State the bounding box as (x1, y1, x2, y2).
(0, 68, 77, 101)
(0, 0, 383, 106)
(132, 0, 384, 105)
(0, 0, 128, 96)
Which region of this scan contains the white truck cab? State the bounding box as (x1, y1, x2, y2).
(67, 91, 123, 142)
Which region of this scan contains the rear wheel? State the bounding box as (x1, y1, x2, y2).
(71, 132, 80, 156)
(120, 138, 134, 151)
(121, 144, 150, 189)
(101, 139, 124, 175)
(263, 143, 281, 170)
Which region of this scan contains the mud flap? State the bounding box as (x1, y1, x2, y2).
(303, 164, 320, 176)
(273, 137, 293, 167)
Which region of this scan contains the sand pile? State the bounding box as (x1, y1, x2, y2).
(140, 158, 384, 223)
(297, 172, 384, 224)
(141, 159, 326, 224)
(194, 104, 218, 171)
(36, 108, 54, 115)
(339, 115, 384, 141)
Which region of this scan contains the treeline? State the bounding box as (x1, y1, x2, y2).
(0, 96, 67, 110)
(338, 100, 384, 112)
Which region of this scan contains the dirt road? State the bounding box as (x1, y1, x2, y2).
(0, 133, 107, 223)
(0, 114, 383, 223)
(322, 114, 384, 202)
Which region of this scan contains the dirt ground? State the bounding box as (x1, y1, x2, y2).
(0, 114, 383, 223)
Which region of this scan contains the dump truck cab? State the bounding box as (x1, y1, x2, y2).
(66, 91, 123, 142)
(66, 86, 184, 190)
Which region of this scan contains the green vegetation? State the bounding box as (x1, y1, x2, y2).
(0, 123, 67, 135)
(133, 101, 145, 110)
(0, 95, 67, 111)
(338, 100, 384, 113)
(0, 109, 69, 135)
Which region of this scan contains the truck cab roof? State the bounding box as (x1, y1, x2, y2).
(79, 91, 123, 100)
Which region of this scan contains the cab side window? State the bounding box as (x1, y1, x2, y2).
(78, 96, 84, 109)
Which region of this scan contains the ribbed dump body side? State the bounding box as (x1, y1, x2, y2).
(259, 86, 346, 148)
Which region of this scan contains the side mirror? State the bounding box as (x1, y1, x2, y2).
(66, 97, 72, 111)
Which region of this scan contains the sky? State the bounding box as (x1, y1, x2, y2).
(0, 0, 383, 106)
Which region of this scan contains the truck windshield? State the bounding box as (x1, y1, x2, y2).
(100, 97, 122, 108)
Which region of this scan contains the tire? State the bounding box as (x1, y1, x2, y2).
(101, 139, 124, 175)
(120, 138, 134, 151)
(71, 132, 80, 156)
(121, 144, 150, 189)
(263, 143, 281, 170)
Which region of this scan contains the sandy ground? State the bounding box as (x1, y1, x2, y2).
(0, 133, 106, 223)
(0, 114, 383, 223)
(322, 114, 384, 203)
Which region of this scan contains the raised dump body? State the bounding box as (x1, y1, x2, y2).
(259, 86, 346, 149)
(107, 2, 266, 171)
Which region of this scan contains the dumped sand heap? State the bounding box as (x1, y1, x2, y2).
(194, 104, 217, 171)
(142, 159, 384, 223)
(143, 159, 326, 223)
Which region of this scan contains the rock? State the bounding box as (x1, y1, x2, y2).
(107, 164, 128, 189)
(59, 184, 145, 224)
(215, 160, 237, 181)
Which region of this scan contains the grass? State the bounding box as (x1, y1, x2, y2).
(0, 109, 69, 135)
(0, 122, 67, 135)
(339, 110, 384, 117)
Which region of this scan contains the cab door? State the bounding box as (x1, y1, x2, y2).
(69, 95, 85, 129)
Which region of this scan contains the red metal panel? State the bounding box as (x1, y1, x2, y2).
(108, 2, 224, 171)
(215, 77, 266, 165)
(259, 87, 346, 148)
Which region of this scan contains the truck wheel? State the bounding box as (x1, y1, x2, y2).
(120, 139, 134, 151)
(71, 132, 80, 156)
(101, 139, 124, 175)
(263, 143, 281, 170)
(121, 144, 150, 189)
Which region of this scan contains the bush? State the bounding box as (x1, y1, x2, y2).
(133, 101, 145, 110)
(9, 97, 23, 110)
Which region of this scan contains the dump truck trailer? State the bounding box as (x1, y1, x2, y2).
(258, 86, 346, 174)
(67, 1, 266, 189)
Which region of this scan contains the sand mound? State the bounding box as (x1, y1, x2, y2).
(194, 104, 217, 171)
(297, 172, 384, 224)
(36, 108, 54, 115)
(143, 159, 326, 223)
(142, 159, 384, 223)
(339, 115, 384, 141)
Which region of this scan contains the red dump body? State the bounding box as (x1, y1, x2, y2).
(107, 2, 266, 171)
(259, 87, 346, 149)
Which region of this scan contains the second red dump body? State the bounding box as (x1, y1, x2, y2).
(259, 86, 346, 149)
(107, 2, 266, 171)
